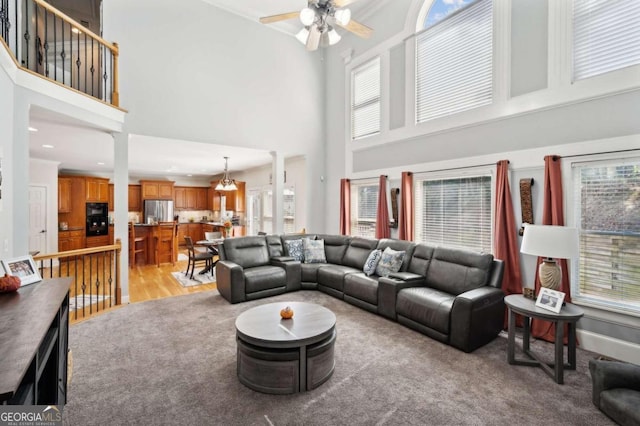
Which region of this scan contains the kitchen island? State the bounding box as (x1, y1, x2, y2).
(130, 223, 178, 266)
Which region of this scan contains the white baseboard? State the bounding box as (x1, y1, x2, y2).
(577, 329, 640, 364)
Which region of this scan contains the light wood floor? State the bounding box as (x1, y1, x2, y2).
(70, 251, 217, 324)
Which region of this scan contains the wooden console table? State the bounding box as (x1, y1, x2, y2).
(0, 277, 71, 404)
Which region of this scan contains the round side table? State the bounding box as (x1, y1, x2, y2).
(505, 294, 584, 384)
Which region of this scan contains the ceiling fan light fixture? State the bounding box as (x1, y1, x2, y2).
(334, 8, 351, 26)
(327, 28, 341, 45)
(300, 7, 316, 26)
(296, 27, 310, 45)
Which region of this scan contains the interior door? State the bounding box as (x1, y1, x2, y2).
(29, 185, 47, 254)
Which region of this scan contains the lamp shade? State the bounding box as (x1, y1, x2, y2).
(300, 7, 315, 26)
(521, 224, 579, 259)
(334, 8, 351, 26)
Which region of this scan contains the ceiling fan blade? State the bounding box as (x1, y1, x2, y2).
(306, 25, 322, 51)
(337, 19, 373, 38)
(259, 11, 300, 24)
(333, 0, 359, 7)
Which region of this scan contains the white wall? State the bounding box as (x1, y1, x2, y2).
(102, 0, 327, 231)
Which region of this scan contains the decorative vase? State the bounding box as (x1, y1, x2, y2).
(539, 259, 562, 290)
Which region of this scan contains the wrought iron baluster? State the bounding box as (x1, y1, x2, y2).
(60, 19, 65, 84)
(90, 36, 94, 96)
(23, 0, 29, 68)
(43, 8, 48, 77)
(75, 26, 80, 90)
(83, 31, 87, 95)
(53, 8, 56, 81)
(108, 250, 113, 308)
(102, 44, 107, 103)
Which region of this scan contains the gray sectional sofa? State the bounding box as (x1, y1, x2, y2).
(216, 234, 505, 353)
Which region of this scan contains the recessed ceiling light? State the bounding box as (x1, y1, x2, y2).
(42, 144, 54, 149)
(97, 162, 105, 165)
(187, 174, 193, 177)
(29, 127, 38, 132)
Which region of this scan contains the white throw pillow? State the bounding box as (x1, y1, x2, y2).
(363, 249, 383, 276)
(375, 247, 406, 277)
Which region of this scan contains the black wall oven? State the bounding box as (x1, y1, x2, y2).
(86, 203, 108, 236)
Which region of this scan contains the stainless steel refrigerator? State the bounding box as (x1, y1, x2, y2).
(144, 200, 174, 224)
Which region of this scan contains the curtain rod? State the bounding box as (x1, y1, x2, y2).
(349, 175, 388, 183)
(414, 162, 497, 176)
(558, 148, 640, 160)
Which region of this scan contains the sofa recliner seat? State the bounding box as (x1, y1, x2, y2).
(216, 233, 505, 353)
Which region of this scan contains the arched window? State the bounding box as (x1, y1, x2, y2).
(415, 0, 493, 123)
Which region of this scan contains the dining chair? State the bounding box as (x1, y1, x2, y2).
(155, 222, 178, 267)
(129, 222, 146, 267)
(184, 236, 214, 279)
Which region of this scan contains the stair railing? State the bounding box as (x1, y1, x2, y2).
(33, 239, 122, 321)
(0, 0, 119, 106)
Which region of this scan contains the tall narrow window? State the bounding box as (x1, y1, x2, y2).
(351, 57, 381, 140)
(416, 0, 493, 123)
(415, 174, 492, 252)
(572, 158, 640, 314)
(573, 0, 640, 81)
(283, 187, 296, 234)
(350, 180, 379, 238)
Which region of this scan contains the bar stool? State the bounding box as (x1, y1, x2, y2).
(129, 222, 146, 267)
(155, 222, 178, 267)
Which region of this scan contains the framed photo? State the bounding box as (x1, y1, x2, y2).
(1, 255, 42, 286)
(535, 287, 565, 313)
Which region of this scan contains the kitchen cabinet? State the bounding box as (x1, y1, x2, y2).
(58, 178, 71, 213)
(58, 176, 86, 230)
(208, 188, 221, 211)
(128, 185, 142, 212)
(223, 181, 246, 212)
(86, 177, 110, 202)
(108, 184, 114, 211)
(174, 187, 187, 210)
(196, 188, 208, 210)
(86, 235, 110, 248)
(58, 230, 85, 252)
(185, 188, 197, 209)
(178, 223, 203, 246)
(140, 180, 174, 200)
(234, 181, 246, 212)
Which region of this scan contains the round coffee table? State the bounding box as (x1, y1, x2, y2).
(235, 301, 337, 394)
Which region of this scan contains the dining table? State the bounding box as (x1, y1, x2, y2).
(196, 238, 224, 275)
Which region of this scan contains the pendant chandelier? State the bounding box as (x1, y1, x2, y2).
(215, 157, 237, 191)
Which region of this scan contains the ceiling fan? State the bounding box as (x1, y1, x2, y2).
(259, 0, 373, 51)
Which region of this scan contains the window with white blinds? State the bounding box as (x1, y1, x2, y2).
(351, 57, 381, 140)
(350, 180, 379, 238)
(573, 0, 640, 81)
(415, 174, 492, 252)
(572, 159, 640, 314)
(259, 187, 296, 234)
(416, 0, 493, 123)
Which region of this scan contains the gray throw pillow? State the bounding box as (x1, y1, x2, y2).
(303, 238, 327, 264)
(375, 247, 405, 277)
(363, 249, 382, 276)
(285, 239, 304, 262)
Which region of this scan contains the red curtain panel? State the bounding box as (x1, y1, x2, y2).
(398, 172, 414, 241)
(531, 155, 573, 343)
(375, 175, 390, 239)
(494, 160, 523, 328)
(339, 178, 351, 235)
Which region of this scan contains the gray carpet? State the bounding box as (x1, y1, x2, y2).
(63, 290, 613, 425)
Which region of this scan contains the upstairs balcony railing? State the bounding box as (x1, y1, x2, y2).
(0, 0, 119, 106)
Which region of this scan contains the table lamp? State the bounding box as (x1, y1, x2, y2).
(520, 224, 579, 291)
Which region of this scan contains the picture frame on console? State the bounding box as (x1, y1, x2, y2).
(1, 255, 42, 286)
(535, 287, 565, 313)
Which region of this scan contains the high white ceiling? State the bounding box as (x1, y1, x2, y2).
(28, 0, 374, 177)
